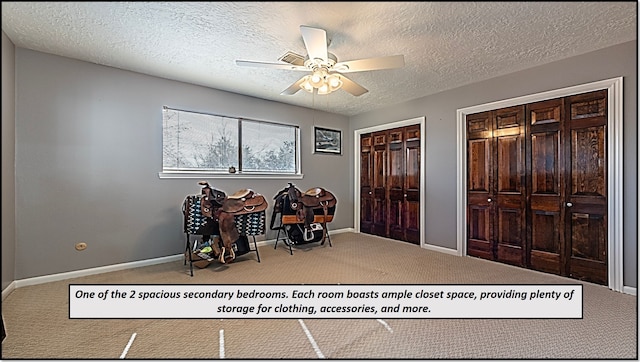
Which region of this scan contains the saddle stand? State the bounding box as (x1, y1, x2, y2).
(181, 181, 226, 276)
(182, 183, 265, 276)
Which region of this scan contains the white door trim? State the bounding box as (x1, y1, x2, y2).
(353, 117, 426, 248)
(456, 77, 624, 292)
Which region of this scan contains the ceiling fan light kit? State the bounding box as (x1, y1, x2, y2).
(236, 25, 405, 97)
(300, 63, 344, 95)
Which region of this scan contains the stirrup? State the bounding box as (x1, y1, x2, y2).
(228, 247, 236, 261)
(303, 228, 315, 242)
(218, 247, 226, 264)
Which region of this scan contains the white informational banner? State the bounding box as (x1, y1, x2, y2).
(69, 284, 583, 319)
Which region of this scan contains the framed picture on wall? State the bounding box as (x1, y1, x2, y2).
(314, 127, 342, 154)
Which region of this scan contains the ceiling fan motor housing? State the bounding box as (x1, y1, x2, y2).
(304, 52, 338, 70)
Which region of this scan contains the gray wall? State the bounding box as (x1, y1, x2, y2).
(349, 40, 637, 288)
(4, 38, 637, 290)
(2, 31, 17, 291)
(13, 48, 350, 280)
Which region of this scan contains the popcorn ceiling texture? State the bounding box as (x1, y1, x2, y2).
(1, 2, 636, 116)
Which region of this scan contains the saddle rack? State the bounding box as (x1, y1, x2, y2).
(182, 183, 264, 276)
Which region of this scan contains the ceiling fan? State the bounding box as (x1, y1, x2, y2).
(235, 25, 405, 96)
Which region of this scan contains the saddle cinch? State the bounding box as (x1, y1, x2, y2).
(217, 189, 268, 263)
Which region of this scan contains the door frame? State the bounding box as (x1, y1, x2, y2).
(354, 116, 426, 248)
(456, 77, 624, 292)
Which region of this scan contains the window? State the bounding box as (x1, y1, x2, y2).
(162, 107, 299, 175)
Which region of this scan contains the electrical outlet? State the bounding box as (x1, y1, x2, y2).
(75, 242, 87, 251)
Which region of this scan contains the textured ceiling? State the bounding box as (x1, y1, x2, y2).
(1, 2, 637, 116)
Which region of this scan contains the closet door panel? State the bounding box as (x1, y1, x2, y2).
(360, 134, 373, 233)
(570, 126, 606, 197)
(468, 205, 492, 258)
(468, 139, 490, 192)
(467, 110, 494, 259)
(527, 99, 563, 275)
(530, 211, 561, 274)
(372, 132, 388, 236)
(565, 91, 607, 284)
(388, 130, 405, 240)
(494, 106, 525, 266)
(404, 131, 421, 244)
(496, 207, 523, 264)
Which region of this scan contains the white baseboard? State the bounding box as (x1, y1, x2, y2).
(2, 281, 16, 301)
(3, 228, 355, 295)
(14, 254, 183, 290)
(2, 227, 635, 298)
(421, 243, 459, 256)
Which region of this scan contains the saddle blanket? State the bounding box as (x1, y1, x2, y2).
(234, 211, 266, 236)
(183, 195, 219, 235)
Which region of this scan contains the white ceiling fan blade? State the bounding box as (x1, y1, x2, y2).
(281, 77, 306, 95)
(300, 25, 328, 62)
(333, 55, 405, 73)
(236, 60, 307, 71)
(339, 75, 368, 96)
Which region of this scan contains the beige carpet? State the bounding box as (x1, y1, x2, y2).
(1, 232, 637, 359)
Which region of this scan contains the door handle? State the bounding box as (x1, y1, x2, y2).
(566, 202, 573, 207)
(487, 198, 492, 203)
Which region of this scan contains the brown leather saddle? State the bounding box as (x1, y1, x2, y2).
(197, 180, 226, 218)
(298, 187, 337, 244)
(217, 189, 268, 263)
(271, 183, 337, 245)
(220, 189, 268, 214)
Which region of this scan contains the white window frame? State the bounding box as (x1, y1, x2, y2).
(158, 107, 303, 179)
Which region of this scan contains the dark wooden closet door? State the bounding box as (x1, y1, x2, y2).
(372, 131, 388, 237)
(360, 133, 373, 234)
(526, 98, 564, 275)
(467, 111, 494, 260)
(468, 89, 609, 285)
(467, 106, 525, 265)
(360, 125, 421, 243)
(404, 125, 421, 244)
(493, 106, 526, 266)
(564, 90, 608, 285)
(388, 128, 405, 241)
